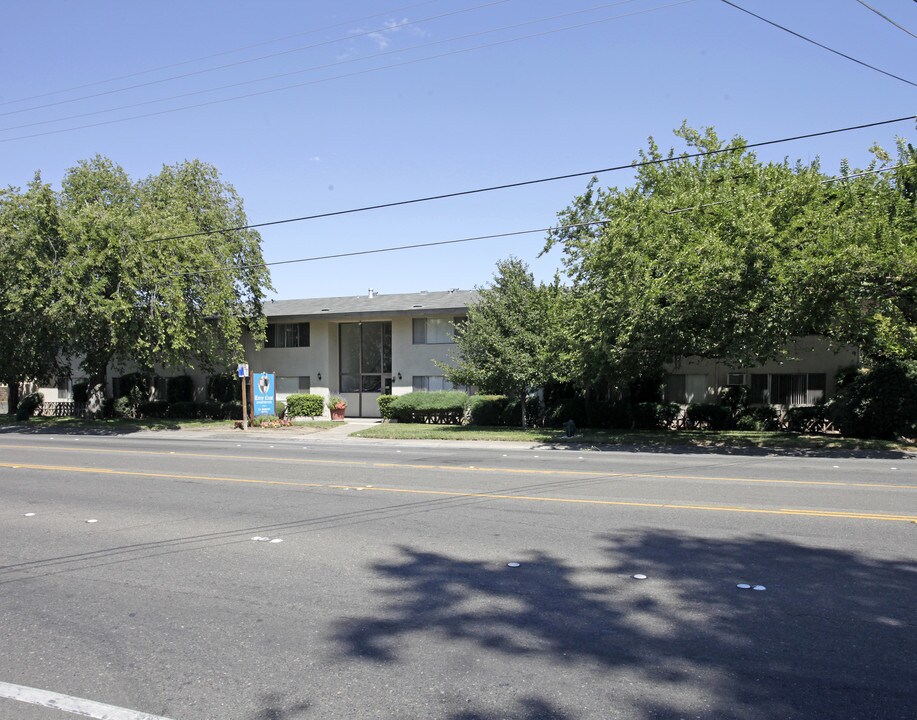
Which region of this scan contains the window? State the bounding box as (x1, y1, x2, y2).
(750, 373, 826, 406)
(412, 317, 462, 344)
(727, 373, 746, 386)
(56, 377, 71, 400)
(264, 322, 310, 348)
(665, 374, 707, 404)
(412, 376, 466, 392)
(277, 376, 310, 397)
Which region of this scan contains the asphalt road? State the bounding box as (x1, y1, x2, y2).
(0, 429, 914, 720)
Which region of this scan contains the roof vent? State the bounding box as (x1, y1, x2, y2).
(412, 304, 423, 308)
(420, 290, 428, 294)
(320, 308, 330, 312)
(368, 288, 376, 298)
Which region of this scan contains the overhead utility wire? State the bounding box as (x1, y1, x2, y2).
(719, 0, 917, 88)
(157, 164, 915, 280)
(0, 0, 655, 133)
(138, 114, 914, 245)
(664, 162, 917, 214)
(153, 221, 610, 279)
(854, 0, 917, 41)
(0, 0, 450, 106)
(0, 0, 516, 118)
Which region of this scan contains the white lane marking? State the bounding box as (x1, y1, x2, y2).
(0, 680, 176, 719)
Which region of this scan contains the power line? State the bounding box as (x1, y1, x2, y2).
(0, 0, 662, 135)
(854, 0, 917, 41)
(153, 220, 610, 279)
(156, 163, 917, 279)
(0, 0, 450, 107)
(719, 0, 917, 89)
(137, 114, 914, 245)
(0, 0, 515, 119)
(664, 162, 917, 214)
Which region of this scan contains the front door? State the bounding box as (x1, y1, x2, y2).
(339, 321, 392, 417)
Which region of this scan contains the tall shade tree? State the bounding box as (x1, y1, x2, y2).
(54, 156, 271, 414)
(0, 176, 68, 413)
(441, 257, 564, 429)
(543, 125, 917, 392)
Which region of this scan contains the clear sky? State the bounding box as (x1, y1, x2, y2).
(2, 0, 914, 300)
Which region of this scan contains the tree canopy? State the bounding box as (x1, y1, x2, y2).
(0, 155, 271, 413)
(542, 124, 917, 392)
(441, 257, 564, 428)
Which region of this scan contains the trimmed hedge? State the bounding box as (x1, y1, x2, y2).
(685, 403, 734, 430)
(389, 391, 468, 424)
(735, 405, 780, 431)
(785, 405, 828, 434)
(137, 400, 170, 418)
(286, 393, 324, 417)
(377, 394, 397, 420)
(465, 395, 511, 426)
(631, 402, 681, 430)
(275, 401, 286, 419)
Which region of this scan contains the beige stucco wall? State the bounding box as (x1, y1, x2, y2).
(391, 316, 460, 396)
(664, 336, 860, 403)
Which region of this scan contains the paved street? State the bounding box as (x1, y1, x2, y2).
(0, 429, 914, 720)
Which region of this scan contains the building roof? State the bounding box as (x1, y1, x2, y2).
(264, 289, 478, 321)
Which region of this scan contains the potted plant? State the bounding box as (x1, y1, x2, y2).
(327, 395, 347, 421)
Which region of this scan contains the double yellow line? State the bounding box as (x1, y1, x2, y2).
(2, 459, 915, 524)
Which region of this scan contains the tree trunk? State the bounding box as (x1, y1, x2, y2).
(85, 369, 108, 419)
(520, 386, 528, 430)
(7, 382, 20, 416)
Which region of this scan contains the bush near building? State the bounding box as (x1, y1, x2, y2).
(285, 393, 324, 418)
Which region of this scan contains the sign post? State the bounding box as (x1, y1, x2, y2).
(237, 363, 250, 429)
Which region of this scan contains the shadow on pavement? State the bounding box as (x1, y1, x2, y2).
(536, 440, 916, 460)
(333, 531, 917, 719)
(248, 693, 310, 720)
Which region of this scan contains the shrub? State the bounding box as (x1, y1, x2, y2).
(16, 391, 43, 420)
(785, 405, 828, 434)
(72, 382, 89, 404)
(389, 391, 468, 424)
(327, 395, 347, 411)
(167, 401, 201, 419)
(198, 401, 224, 419)
(377, 394, 397, 420)
(544, 396, 588, 428)
(207, 373, 241, 403)
(116, 373, 150, 400)
(828, 362, 917, 439)
(503, 395, 544, 427)
(685, 403, 734, 430)
(166, 375, 195, 403)
(286, 393, 324, 417)
(466, 395, 511, 426)
(137, 400, 170, 418)
(274, 401, 286, 419)
(718, 385, 749, 413)
(221, 402, 243, 420)
(735, 405, 781, 431)
(113, 396, 135, 419)
(631, 402, 681, 430)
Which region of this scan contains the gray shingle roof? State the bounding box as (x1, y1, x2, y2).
(264, 289, 478, 320)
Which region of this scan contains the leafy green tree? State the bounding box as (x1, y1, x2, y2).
(441, 257, 565, 429)
(0, 176, 68, 413)
(544, 124, 917, 392)
(49, 155, 271, 415)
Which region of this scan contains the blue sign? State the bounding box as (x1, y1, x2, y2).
(252, 372, 275, 416)
(237, 363, 249, 378)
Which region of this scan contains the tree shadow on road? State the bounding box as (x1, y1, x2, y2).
(333, 531, 917, 719)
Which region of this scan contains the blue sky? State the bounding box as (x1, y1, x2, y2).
(2, 0, 914, 300)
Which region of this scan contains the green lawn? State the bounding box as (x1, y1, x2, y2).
(352, 423, 914, 452)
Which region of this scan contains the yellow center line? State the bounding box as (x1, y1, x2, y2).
(1, 461, 915, 523)
(0, 442, 912, 490)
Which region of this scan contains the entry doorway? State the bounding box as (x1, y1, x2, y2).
(339, 321, 392, 417)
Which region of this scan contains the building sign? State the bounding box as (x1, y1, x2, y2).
(252, 372, 275, 417)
